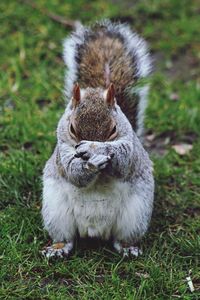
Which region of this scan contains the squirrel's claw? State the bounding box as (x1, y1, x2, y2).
(75, 141, 92, 159)
(113, 241, 142, 258)
(74, 151, 88, 159)
(75, 141, 88, 149)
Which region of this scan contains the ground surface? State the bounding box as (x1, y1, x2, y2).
(0, 0, 200, 299)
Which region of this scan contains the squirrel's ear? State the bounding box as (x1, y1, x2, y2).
(72, 83, 81, 108)
(106, 83, 115, 107)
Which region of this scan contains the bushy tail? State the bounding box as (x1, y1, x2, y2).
(63, 20, 152, 137)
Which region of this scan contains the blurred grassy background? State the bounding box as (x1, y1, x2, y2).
(0, 0, 200, 299)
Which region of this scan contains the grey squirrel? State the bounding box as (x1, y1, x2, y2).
(42, 20, 154, 258)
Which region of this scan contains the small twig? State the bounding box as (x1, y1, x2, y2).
(20, 0, 79, 29)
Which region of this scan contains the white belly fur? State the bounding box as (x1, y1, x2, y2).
(68, 178, 130, 239)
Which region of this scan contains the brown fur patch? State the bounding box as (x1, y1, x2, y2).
(74, 88, 113, 142)
(77, 28, 138, 130)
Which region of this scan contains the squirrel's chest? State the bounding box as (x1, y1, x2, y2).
(70, 179, 129, 239)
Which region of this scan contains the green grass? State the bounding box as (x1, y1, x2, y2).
(0, 0, 200, 299)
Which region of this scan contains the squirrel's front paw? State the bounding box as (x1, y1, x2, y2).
(74, 141, 114, 160)
(74, 141, 95, 160)
(85, 154, 112, 171)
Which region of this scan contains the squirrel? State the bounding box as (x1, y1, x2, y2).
(42, 20, 154, 258)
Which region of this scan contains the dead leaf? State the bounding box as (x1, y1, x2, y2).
(146, 133, 156, 142)
(135, 272, 150, 279)
(170, 93, 180, 101)
(164, 137, 170, 145)
(172, 144, 193, 155)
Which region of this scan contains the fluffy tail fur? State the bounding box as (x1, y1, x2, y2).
(63, 20, 152, 137)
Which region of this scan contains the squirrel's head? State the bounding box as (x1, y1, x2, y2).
(69, 83, 117, 142)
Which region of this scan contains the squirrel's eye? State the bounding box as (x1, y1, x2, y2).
(108, 125, 117, 140)
(69, 123, 76, 137)
(110, 126, 116, 136)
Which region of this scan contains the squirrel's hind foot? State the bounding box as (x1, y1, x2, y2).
(113, 241, 143, 258)
(41, 241, 73, 259)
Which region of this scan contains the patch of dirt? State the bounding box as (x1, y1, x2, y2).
(36, 98, 51, 108)
(183, 207, 200, 218)
(153, 49, 200, 81)
(167, 53, 200, 81)
(23, 141, 34, 150)
(0, 145, 9, 152)
(144, 130, 197, 156)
